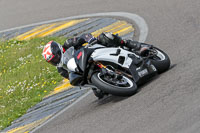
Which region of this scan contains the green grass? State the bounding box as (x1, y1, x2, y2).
(0, 37, 67, 130)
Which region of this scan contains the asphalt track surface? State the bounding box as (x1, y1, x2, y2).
(1, 0, 200, 133)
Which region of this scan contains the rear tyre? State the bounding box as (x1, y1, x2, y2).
(150, 47, 170, 73)
(91, 72, 138, 96)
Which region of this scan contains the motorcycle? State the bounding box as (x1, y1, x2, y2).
(65, 40, 170, 99)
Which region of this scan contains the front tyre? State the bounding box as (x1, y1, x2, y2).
(91, 72, 138, 96)
(150, 47, 171, 73)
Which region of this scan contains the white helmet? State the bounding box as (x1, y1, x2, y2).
(42, 41, 63, 66)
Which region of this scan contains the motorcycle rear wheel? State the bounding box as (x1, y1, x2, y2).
(91, 72, 138, 96)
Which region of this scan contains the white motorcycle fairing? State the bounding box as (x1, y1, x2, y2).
(90, 47, 139, 69)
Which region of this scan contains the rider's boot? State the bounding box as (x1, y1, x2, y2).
(92, 88, 105, 99)
(125, 40, 142, 51)
(125, 40, 153, 56)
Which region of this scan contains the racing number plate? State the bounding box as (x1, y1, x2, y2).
(138, 69, 148, 77)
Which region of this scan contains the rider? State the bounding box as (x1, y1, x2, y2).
(42, 32, 150, 85)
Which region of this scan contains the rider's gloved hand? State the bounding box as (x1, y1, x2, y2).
(80, 33, 96, 44)
(63, 37, 86, 50)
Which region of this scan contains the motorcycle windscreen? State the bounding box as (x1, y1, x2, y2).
(74, 47, 95, 72)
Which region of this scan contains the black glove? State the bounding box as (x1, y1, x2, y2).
(63, 37, 86, 50)
(80, 33, 96, 44)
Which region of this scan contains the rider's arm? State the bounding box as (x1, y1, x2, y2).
(57, 67, 81, 86)
(57, 67, 69, 79)
(63, 37, 86, 50)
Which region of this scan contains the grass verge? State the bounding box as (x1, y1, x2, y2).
(0, 37, 66, 130)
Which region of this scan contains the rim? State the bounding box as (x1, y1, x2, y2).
(97, 73, 134, 89)
(153, 49, 166, 61)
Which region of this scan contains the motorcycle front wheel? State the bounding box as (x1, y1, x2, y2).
(150, 47, 171, 73)
(91, 72, 138, 96)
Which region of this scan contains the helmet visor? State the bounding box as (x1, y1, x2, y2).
(48, 54, 61, 66)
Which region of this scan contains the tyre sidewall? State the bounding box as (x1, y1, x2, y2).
(150, 47, 171, 73)
(91, 72, 137, 96)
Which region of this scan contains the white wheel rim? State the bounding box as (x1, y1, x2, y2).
(97, 73, 134, 89)
(155, 50, 166, 61)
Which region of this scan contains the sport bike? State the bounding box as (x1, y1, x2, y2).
(65, 41, 170, 98)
